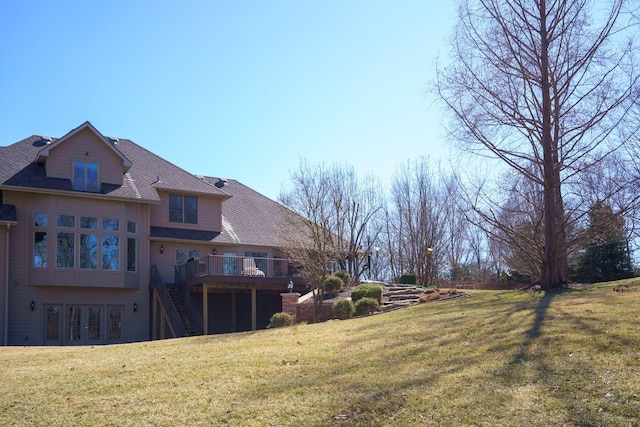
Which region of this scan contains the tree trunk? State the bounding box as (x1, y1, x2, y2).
(536, 0, 569, 289)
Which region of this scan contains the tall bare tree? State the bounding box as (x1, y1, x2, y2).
(442, 173, 472, 280)
(277, 160, 383, 321)
(437, 0, 640, 288)
(328, 166, 384, 279)
(277, 162, 338, 322)
(387, 157, 448, 286)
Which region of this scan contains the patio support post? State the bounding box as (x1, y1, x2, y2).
(203, 284, 209, 335)
(251, 288, 256, 331)
(231, 291, 237, 332)
(152, 289, 158, 339)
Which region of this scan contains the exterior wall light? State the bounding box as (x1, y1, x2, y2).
(288, 280, 294, 293)
(160, 244, 164, 254)
(133, 302, 138, 312)
(30, 300, 36, 311)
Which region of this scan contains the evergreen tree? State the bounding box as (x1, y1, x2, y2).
(571, 202, 634, 283)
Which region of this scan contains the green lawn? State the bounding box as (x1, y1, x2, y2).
(1, 280, 639, 426)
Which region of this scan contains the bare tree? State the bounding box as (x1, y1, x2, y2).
(387, 157, 448, 286)
(277, 160, 383, 321)
(437, 0, 640, 289)
(329, 167, 384, 280)
(277, 162, 339, 322)
(442, 173, 473, 280)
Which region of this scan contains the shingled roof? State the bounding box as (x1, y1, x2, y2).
(0, 122, 229, 202)
(199, 176, 287, 247)
(0, 122, 298, 250)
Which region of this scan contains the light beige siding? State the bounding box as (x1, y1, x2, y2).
(0, 225, 6, 343)
(46, 127, 125, 186)
(3, 189, 150, 345)
(150, 191, 222, 231)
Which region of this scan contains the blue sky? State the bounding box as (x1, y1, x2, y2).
(0, 1, 456, 201)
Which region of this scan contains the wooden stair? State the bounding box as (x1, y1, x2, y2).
(167, 286, 199, 336)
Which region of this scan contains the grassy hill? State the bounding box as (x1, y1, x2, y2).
(1, 280, 639, 426)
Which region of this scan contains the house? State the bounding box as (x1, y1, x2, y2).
(0, 121, 303, 346)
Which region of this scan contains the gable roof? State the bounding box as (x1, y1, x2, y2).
(34, 121, 132, 172)
(0, 122, 230, 202)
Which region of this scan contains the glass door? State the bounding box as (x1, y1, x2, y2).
(223, 253, 237, 275)
(44, 305, 63, 345)
(66, 305, 104, 345)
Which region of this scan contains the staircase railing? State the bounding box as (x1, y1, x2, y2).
(174, 265, 203, 335)
(150, 264, 184, 338)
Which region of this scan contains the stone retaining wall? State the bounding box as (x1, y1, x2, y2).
(295, 300, 334, 324)
(280, 292, 336, 323)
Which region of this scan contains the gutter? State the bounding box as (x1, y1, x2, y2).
(3, 223, 10, 346)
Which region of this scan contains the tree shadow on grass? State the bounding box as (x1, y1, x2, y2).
(229, 288, 626, 425)
(513, 290, 555, 360)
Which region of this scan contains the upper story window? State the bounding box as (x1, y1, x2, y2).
(169, 194, 198, 224)
(73, 161, 99, 192)
(32, 213, 129, 272)
(57, 214, 75, 228)
(127, 220, 137, 273)
(34, 213, 48, 268)
(103, 218, 119, 231)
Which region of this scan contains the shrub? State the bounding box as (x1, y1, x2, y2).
(323, 275, 345, 294)
(399, 273, 417, 284)
(268, 312, 293, 328)
(332, 299, 355, 320)
(354, 297, 379, 316)
(351, 283, 383, 304)
(334, 270, 351, 287)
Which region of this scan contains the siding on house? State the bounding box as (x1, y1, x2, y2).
(0, 225, 6, 343)
(1, 121, 295, 345)
(5, 191, 145, 289)
(44, 127, 126, 186)
(2, 188, 152, 344)
(150, 190, 223, 232)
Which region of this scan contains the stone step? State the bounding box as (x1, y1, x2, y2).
(379, 301, 416, 311)
(384, 288, 425, 296)
(386, 293, 422, 302)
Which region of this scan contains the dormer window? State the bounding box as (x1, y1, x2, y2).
(169, 194, 198, 224)
(73, 161, 99, 192)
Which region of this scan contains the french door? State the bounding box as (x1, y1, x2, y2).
(67, 305, 102, 345)
(44, 304, 124, 345)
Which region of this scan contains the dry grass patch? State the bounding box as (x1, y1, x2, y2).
(1, 279, 639, 426)
(419, 292, 440, 302)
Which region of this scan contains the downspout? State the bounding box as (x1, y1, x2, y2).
(4, 223, 10, 346)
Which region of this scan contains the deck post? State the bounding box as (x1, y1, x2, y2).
(152, 289, 158, 339)
(203, 284, 208, 335)
(251, 288, 257, 331)
(231, 291, 237, 332)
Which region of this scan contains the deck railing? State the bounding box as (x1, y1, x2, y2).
(177, 254, 295, 281)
